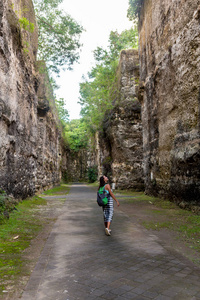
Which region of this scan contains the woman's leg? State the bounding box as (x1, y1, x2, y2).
(107, 222, 111, 230)
(104, 222, 107, 228)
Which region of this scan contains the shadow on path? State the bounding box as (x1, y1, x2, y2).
(20, 184, 200, 300)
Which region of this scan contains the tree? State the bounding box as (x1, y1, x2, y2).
(55, 98, 69, 124)
(64, 119, 89, 152)
(33, 0, 84, 74)
(127, 0, 144, 20)
(79, 27, 138, 132)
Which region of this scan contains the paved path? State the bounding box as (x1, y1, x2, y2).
(21, 184, 200, 300)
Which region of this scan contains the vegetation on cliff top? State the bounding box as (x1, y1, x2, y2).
(32, 1, 138, 155)
(33, 0, 83, 74)
(79, 27, 138, 133)
(31, 1, 139, 170)
(55, 27, 138, 156)
(127, 0, 144, 20)
(32, 0, 86, 151)
(64, 119, 89, 152)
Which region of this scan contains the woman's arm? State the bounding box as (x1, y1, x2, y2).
(105, 184, 120, 206)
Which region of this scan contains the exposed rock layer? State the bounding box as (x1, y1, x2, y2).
(61, 148, 88, 182)
(100, 50, 144, 190)
(138, 0, 200, 202)
(0, 0, 62, 198)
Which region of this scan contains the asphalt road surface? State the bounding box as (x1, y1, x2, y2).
(20, 184, 200, 300)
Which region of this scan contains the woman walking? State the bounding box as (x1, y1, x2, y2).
(98, 175, 119, 236)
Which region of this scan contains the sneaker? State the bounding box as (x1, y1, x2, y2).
(105, 228, 111, 236)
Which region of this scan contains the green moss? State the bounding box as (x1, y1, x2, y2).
(0, 197, 45, 295)
(116, 189, 158, 202)
(117, 189, 200, 255)
(87, 182, 99, 187)
(151, 210, 166, 215)
(41, 184, 70, 195)
(0, 186, 70, 296)
(142, 221, 174, 230)
(22, 195, 47, 208)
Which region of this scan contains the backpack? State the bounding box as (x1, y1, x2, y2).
(97, 186, 108, 207)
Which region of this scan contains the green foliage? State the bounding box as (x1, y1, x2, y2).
(62, 171, 70, 183)
(18, 17, 34, 33)
(33, 0, 83, 74)
(127, 0, 144, 20)
(0, 190, 18, 222)
(22, 40, 30, 53)
(42, 184, 70, 195)
(0, 190, 6, 214)
(79, 27, 138, 133)
(55, 98, 69, 123)
(0, 190, 69, 296)
(11, 2, 35, 54)
(87, 165, 98, 183)
(64, 119, 89, 152)
(0, 196, 46, 295)
(108, 28, 139, 55)
(79, 60, 118, 132)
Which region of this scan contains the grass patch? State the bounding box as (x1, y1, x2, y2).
(87, 182, 99, 187)
(0, 195, 47, 295)
(142, 221, 174, 230)
(142, 205, 200, 247)
(144, 201, 200, 252)
(116, 189, 143, 196)
(116, 190, 159, 204)
(118, 189, 200, 256)
(42, 184, 70, 195)
(151, 210, 166, 215)
(0, 184, 70, 297)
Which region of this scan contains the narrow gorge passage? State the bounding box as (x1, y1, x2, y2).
(20, 184, 200, 300)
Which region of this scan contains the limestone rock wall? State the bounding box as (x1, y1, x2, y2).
(0, 0, 62, 198)
(138, 0, 200, 202)
(61, 148, 88, 182)
(101, 50, 144, 190)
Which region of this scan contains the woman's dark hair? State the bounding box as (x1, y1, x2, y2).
(98, 176, 105, 190)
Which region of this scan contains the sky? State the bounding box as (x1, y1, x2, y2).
(56, 0, 133, 119)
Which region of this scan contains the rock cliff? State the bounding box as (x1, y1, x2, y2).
(0, 0, 62, 198)
(138, 0, 200, 202)
(61, 148, 88, 182)
(1, 0, 200, 204)
(99, 50, 144, 190)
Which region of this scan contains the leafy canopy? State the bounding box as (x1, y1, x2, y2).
(55, 98, 69, 124)
(79, 27, 138, 133)
(127, 0, 144, 20)
(32, 0, 84, 139)
(33, 0, 83, 74)
(64, 119, 89, 152)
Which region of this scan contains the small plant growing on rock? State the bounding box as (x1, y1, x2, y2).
(11, 2, 35, 54)
(18, 17, 34, 33)
(11, 2, 35, 34)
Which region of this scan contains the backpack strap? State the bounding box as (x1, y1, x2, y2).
(103, 184, 109, 194)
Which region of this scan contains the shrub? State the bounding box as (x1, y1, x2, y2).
(0, 189, 18, 221)
(0, 190, 6, 214)
(87, 166, 98, 183)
